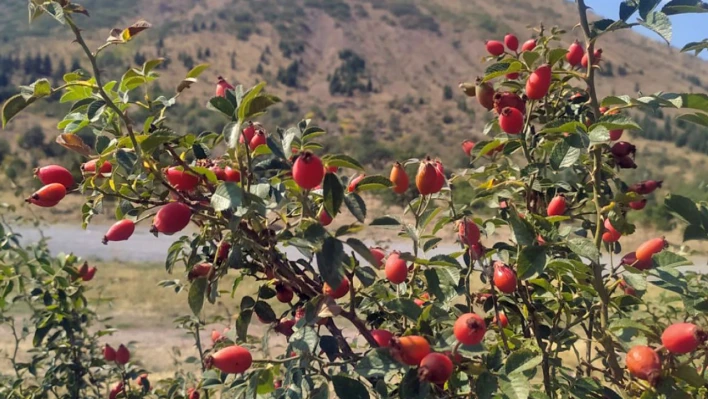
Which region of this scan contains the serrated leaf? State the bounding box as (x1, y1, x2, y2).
(508, 212, 535, 246)
(316, 237, 346, 290)
(207, 96, 235, 118)
(385, 299, 422, 321)
(211, 182, 245, 211)
(87, 100, 106, 122)
(188, 278, 207, 316)
(400, 369, 430, 399)
(2, 94, 36, 128)
(483, 61, 523, 82)
(640, 11, 672, 44)
(567, 238, 600, 263)
(354, 175, 393, 192)
(540, 119, 585, 134)
(549, 140, 580, 170)
(187, 63, 210, 79)
(322, 154, 365, 171)
(355, 349, 398, 378)
(652, 251, 691, 268)
(370, 216, 400, 226)
(504, 349, 542, 375)
(254, 301, 277, 323)
(475, 372, 498, 399)
(332, 375, 370, 399)
(344, 193, 366, 222)
(323, 173, 344, 217)
(516, 246, 547, 280)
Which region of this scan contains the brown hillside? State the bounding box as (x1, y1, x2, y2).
(2, 0, 707, 171)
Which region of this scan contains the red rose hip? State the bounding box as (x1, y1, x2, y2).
(292, 152, 324, 190)
(661, 323, 706, 354)
(34, 165, 74, 189)
(103, 219, 135, 244)
(499, 107, 524, 134)
(454, 313, 486, 345)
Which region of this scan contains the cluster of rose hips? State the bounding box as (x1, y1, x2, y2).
(627, 323, 707, 386)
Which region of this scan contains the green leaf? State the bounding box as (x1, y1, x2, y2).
(355, 175, 393, 192)
(41, 1, 65, 24)
(240, 94, 281, 120)
(385, 299, 422, 321)
(346, 238, 380, 267)
(2, 94, 36, 128)
(674, 364, 708, 388)
(211, 182, 245, 212)
(222, 122, 241, 149)
(290, 326, 319, 354)
(207, 96, 235, 118)
(266, 135, 286, 160)
(187, 63, 210, 79)
(254, 301, 277, 323)
(652, 251, 691, 268)
(316, 237, 346, 290)
(591, 114, 641, 131)
(322, 154, 365, 171)
(86, 100, 106, 122)
(344, 193, 366, 223)
(332, 375, 370, 399)
(115, 149, 137, 172)
(475, 372, 498, 399)
(355, 349, 398, 378)
(370, 216, 400, 226)
(508, 212, 535, 246)
(588, 125, 611, 142)
(323, 173, 344, 217)
(549, 140, 580, 170)
(665, 194, 702, 224)
(547, 48, 568, 66)
(639, 0, 662, 19)
(539, 119, 585, 134)
(516, 246, 547, 280)
(237, 82, 266, 120)
(640, 11, 672, 44)
(609, 318, 654, 334)
(504, 349, 542, 375)
(567, 238, 600, 263)
(399, 369, 430, 399)
(498, 373, 530, 399)
(236, 308, 252, 341)
(483, 61, 523, 82)
(681, 39, 708, 55)
(188, 278, 207, 316)
(620, 1, 639, 21)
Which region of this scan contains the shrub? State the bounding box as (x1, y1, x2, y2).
(3, 2, 708, 399)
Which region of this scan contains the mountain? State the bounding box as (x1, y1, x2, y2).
(1, 0, 708, 210)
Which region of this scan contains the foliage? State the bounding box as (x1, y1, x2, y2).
(2, 1, 708, 399)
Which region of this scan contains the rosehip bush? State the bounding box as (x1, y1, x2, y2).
(4, 1, 708, 399)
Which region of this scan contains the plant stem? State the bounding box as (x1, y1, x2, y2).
(576, 0, 625, 383)
(66, 17, 143, 164)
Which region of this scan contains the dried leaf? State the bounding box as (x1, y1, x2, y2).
(56, 133, 92, 156)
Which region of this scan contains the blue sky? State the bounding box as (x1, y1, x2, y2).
(586, 0, 707, 53)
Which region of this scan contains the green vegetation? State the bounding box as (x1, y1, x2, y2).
(329, 50, 372, 96)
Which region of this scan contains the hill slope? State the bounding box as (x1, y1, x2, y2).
(1, 0, 707, 188)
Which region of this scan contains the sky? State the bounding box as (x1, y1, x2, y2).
(586, 0, 708, 54)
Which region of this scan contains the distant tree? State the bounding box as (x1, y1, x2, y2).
(204, 48, 211, 58)
(231, 53, 237, 70)
(443, 85, 453, 100)
(17, 126, 45, 150)
(134, 51, 146, 66)
(277, 61, 300, 88)
(55, 59, 67, 80)
(197, 48, 203, 59)
(70, 58, 81, 72)
(0, 137, 10, 164)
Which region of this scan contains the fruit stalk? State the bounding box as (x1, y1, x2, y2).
(576, 0, 624, 383)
